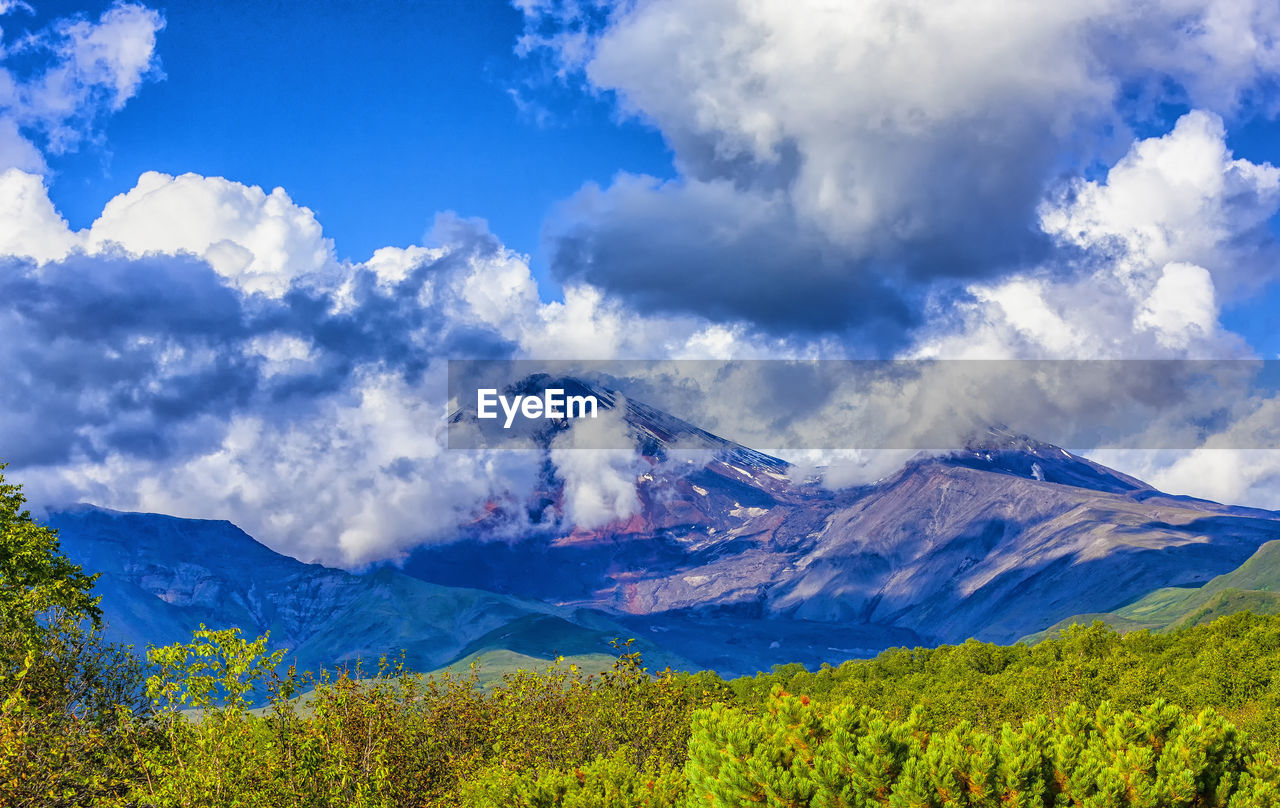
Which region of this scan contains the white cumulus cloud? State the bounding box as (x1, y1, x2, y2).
(915, 112, 1277, 361)
(549, 401, 644, 530)
(86, 171, 336, 296)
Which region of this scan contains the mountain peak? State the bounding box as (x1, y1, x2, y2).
(960, 425, 1055, 454)
(922, 426, 1151, 495)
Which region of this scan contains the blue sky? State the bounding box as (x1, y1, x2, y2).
(31, 0, 674, 288)
(4, 0, 1280, 562)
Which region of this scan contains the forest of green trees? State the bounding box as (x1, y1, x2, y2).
(4, 465, 1280, 807)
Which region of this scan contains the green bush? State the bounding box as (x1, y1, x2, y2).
(118, 633, 716, 806)
(733, 616, 1280, 758)
(460, 749, 685, 808)
(684, 689, 1278, 807)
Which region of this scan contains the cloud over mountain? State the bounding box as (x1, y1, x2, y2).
(0, 167, 763, 563)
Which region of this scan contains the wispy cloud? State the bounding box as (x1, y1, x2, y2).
(0, 1, 163, 172)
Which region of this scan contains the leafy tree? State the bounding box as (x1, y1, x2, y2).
(134, 626, 287, 806)
(0, 620, 149, 808)
(0, 463, 100, 643)
(0, 465, 148, 807)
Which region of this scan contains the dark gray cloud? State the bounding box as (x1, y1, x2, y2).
(0, 226, 521, 470)
(546, 176, 925, 345)
(540, 110, 1064, 338)
(0, 253, 258, 464)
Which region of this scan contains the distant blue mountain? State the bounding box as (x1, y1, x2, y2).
(46, 506, 657, 676)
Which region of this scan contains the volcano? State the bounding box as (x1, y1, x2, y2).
(413, 380, 1280, 673)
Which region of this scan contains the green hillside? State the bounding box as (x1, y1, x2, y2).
(429, 648, 617, 686)
(1024, 539, 1280, 642)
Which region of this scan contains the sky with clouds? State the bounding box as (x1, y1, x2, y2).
(3, 0, 1280, 565)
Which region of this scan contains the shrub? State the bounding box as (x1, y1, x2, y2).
(684, 688, 1276, 807)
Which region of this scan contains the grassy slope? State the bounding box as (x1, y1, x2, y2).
(430, 648, 618, 687)
(1023, 540, 1280, 642)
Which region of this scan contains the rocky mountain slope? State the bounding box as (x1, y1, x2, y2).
(418, 378, 1280, 671)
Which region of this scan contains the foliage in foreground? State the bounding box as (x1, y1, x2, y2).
(119, 628, 720, 807)
(681, 693, 1278, 808)
(1, 463, 148, 806)
(5, 621, 1278, 808)
(734, 612, 1280, 757)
